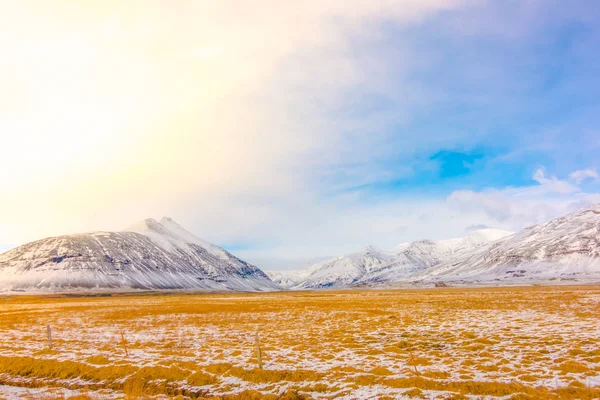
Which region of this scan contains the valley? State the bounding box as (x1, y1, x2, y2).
(0, 286, 599, 399)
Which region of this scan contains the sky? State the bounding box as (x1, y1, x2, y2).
(1, 1, 599, 270)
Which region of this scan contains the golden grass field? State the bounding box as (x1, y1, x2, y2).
(0, 286, 599, 399)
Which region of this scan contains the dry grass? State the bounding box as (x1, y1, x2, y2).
(0, 286, 599, 399)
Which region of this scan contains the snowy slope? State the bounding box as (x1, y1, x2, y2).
(357, 229, 513, 285)
(403, 229, 513, 264)
(281, 229, 513, 289)
(266, 270, 310, 288)
(0, 218, 278, 292)
(416, 205, 600, 284)
(291, 246, 397, 289)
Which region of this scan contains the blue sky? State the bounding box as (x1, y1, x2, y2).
(331, 2, 599, 191)
(1, 1, 599, 270)
(232, 0, 600, 268)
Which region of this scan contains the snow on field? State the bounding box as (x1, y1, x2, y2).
(0, 287, 599, 399)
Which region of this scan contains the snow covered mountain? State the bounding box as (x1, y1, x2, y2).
(416, 204, 600, 284)
(266, 270, 310, 288)
(292, 246, 397, 289)
(0, 217, 278, 292)
(355, 229, 511, 286)
(4, 204, 597, 293)
(273, 228, 513, 289)
(270, 205, 600, 289)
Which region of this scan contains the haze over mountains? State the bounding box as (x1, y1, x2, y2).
(1, 204, 600, 293)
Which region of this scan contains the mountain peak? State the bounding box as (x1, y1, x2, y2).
(575, 203, 600, 217)
(159, 217, 190, 234)
(126, 217, 186, 235)
(362, 245, 380, 253)
(126, 218, 163, 233)
(464, 228, 513, 242)
(125, 216, 229, 260)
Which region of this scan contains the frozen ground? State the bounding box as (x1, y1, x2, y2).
(0, 287, 599, 399)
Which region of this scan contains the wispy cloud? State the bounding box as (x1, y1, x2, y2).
(532, 168, 579, 194)
(569, 168, 600, 184)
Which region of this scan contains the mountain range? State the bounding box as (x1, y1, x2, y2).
(267, 228, 513, 289)
(413, 204, 600, 285)
(270, 204, 600, 288)
(2, 204, 600, 293)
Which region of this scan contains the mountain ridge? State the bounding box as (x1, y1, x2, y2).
(278, 205, 600, 289)
(0, 217, 278, 293)
(413, 204, 600, 285)
(271, 228, 514, 289)
(3, 204, 600, 292)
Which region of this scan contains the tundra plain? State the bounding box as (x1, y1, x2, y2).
(0, 286, 599, 399)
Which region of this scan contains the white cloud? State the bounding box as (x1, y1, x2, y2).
(532, 168, 579, 194)
(447, 168, 600, 231)
(569, 168, 600, 184)
(464, 224, 490, 233)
